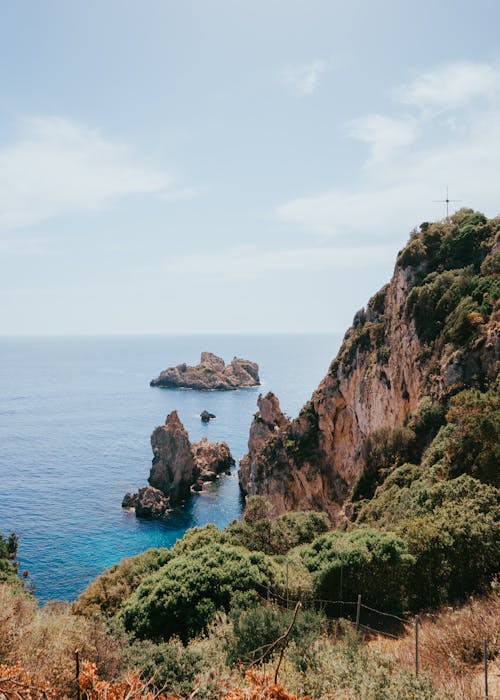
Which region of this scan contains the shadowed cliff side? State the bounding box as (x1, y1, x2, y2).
(239, 210, 499, 522)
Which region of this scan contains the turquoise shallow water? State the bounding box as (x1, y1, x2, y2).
(0, 334, 340, 602)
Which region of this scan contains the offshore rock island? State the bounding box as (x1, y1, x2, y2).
(123, 410, 235, 518)
(150, 351, 260, 390)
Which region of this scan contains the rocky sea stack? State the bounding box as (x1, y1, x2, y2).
(150, 351, 260, 390)
(123, 410, 235, 518)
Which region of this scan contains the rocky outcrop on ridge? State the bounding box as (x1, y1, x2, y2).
(150, 352, 260, 390)
(123, 410, 235, 518)
(238, 210, 500, 522)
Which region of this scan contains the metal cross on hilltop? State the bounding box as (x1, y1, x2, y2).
(433, 187, 461, 220)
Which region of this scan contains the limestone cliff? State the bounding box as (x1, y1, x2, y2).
(239, 210, 499, 522)
(150, 352, 260, 390)
(123, 411, 235, 518)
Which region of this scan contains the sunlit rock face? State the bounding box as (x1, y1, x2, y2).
(123, 410, 235, 518)
(239, 214, 499, 522)
(150, 352, 260, 390)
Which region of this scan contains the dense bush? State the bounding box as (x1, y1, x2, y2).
(120, 543, 278, 642)
(352, 426, 417, 501)
(398, 209, 496, 277)
(422, 386, 499, 486)
(226, 500, 330, 555)
(126, 638, 202, 695)
(299, 528, 414, 614)
(228, 591, 324, 667)
(73, 547, 172, 617)
(355, 473, 500, 608)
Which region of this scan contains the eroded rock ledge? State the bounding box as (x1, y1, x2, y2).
(150, 352, 260, 390)
(123, 410, 235, 518)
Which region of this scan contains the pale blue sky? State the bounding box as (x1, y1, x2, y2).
(1, 0, 499, 334)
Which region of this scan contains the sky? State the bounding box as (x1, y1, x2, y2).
(1, 0, 500, 334)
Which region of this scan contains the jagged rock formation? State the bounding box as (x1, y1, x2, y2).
(122, 486, 171, 518)
(239, 392, 290, 488)
(191, 436, 235, 491)
(239, 210, 499, 522)
(150, 352, 260, 390)
(123, 411, 235, 518)
(149, 410, 195, 501)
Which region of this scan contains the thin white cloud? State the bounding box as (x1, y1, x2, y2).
(396, 60, 499, 112)
(347, 114, 418, 162)
(159, 186, 201, 202)
(282, 60, 328, 97)
(0, 116, 175, 230)
(156, 244, 397, 283)
(276, 60, 500, 239)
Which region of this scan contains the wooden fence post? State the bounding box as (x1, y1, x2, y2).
(75, 649, 80, 700)
(415, 615, 419, 677)
(285, 559, 289, 608)
(484, 638, 489, 699)
(339, 559, 343, 618)
(355, 594, 361, 631)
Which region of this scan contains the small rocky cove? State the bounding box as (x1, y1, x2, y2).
(122, 410, 235, 518)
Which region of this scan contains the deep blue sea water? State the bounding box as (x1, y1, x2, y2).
(0, 334, 340, 602)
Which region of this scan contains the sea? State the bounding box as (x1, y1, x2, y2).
(0, 334, 341, 603)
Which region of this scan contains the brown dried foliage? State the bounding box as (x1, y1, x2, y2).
(0, 662, 67, 699)
(372, 591, 500, 699)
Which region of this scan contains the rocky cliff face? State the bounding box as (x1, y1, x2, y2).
(150, 352, 260, 390)
(239, 211, 499, 522)
(123, 411, 235, 518)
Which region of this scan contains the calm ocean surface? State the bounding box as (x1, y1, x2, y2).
(0, 334, 340, 602)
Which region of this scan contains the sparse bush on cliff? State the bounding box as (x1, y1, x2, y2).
(0, 532, 22, 589)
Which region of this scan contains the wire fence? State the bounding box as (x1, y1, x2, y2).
(252, 580, 493, 697)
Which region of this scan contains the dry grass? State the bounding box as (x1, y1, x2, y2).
(0, 584, 124, 696)
(371, 591, 500, 699)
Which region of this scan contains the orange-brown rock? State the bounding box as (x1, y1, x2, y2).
(149, 410, 195, 502)
(123, 411, 235, 517)
(150, 352, 260, 390)
(191, 436, 235, 490)
(238, 212, 499, 522)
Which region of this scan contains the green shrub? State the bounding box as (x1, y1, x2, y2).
(120, 543, 277, 642)
(227, 506, 330, 555)
(0, 532, 20, 587)
(398, 237, 427, 268)
(423, 386, 499, 485)
(228, 592, 324, 667)
(352, 426, 417, 501)
(300, 528, 414, 614)
(355, 473, 500, 608)
(127, 638, 202, 695)
(73, 547, 172, 617)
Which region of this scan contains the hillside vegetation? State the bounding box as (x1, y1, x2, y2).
(1, 211, 498, 699)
